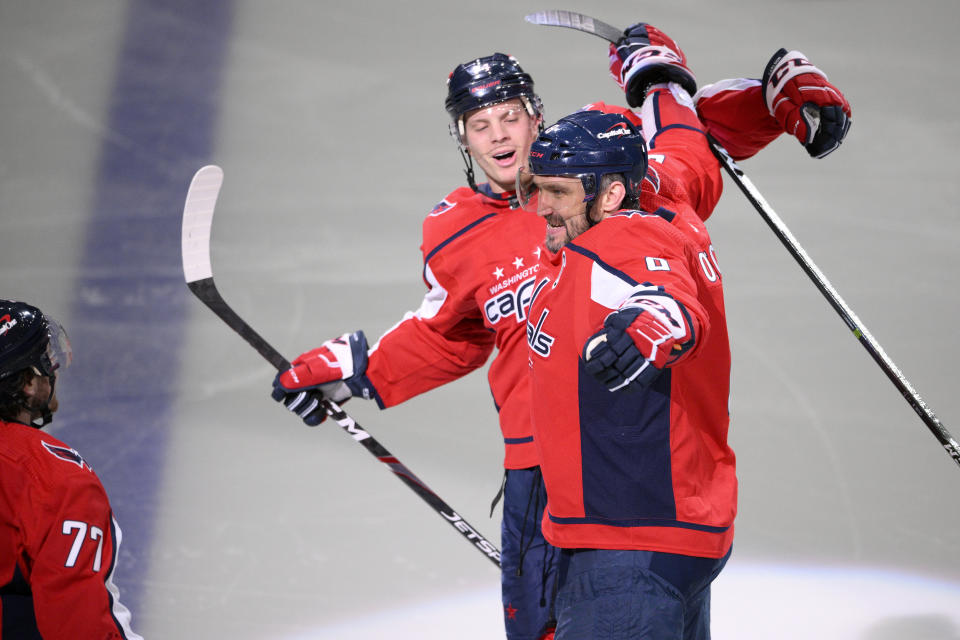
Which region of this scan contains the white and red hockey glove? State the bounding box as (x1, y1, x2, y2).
(608, 23, 697, 107)
(271, 330, 371, 426)
(762, 48, 852, 158)
(582, 295, 694, 391)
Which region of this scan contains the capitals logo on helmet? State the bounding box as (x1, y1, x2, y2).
(527, 110, 648, 201)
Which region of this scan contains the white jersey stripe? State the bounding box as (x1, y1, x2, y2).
(106, 517, 144, 640)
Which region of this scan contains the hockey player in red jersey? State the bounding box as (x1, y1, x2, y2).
(519, 106, 734, 639)
(270, 23, 850, 640)
(0, 301, 142, 640)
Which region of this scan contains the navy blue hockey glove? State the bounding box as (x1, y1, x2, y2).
(762, 48, 852, 158)
(582, 297, 694, 392)
(271, 386, 329, 426)
(608, 23, 697, 107)
(271, 330, 371, 426)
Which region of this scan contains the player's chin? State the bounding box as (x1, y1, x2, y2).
(544, 225, 568, 252)
(487, 167, 521, 193)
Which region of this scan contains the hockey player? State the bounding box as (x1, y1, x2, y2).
(270, 24, 850, 640)
(519, 107, 734, 639)
(0, 300, 142, 639)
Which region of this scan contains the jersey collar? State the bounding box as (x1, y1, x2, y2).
(477, 182, 520, 208)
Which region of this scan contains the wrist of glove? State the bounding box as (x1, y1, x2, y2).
(271, 330, 371, 426)
(608, 23, 697, 108)
(582, 297, 693, 392)
(762, 48, 852, 158)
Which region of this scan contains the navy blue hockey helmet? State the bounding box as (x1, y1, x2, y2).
(0, 300, 71, 387)
(0, 300, 71, 425)
(524, 109, 647, 203)
(445, 52, 543, 145)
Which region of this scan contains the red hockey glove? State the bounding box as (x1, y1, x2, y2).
(607, 23, 697, 108)
(582, 295, 694, 391)
(271, 330, 370, 426)
(762, 48, 852, 158)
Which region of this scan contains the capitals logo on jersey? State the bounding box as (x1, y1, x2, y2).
(429, 199, 457, 217)
(644, 154, 664, 193)
(42, 440, 91, 471)
(526, 308, 555, 357)
(483, 250, 542, 326)
(525, 279, 555, 357)
(484, 269, 541, 325)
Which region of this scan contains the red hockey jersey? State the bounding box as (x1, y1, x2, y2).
(362, 82, 775, 470)
(0, 420, 141, 639)
(365, 184, 545, 468)
(526, 206, 736, 558)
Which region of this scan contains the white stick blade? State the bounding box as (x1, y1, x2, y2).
(525, 10, 594, 30)
(181, 165, 223, 283)
(523, 10, 621, 42)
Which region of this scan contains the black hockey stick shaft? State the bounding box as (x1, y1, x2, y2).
(181, 166, 502, 566)
(526, 12, 960, 469)
(707, 140, 960, 468)
(187, 278, 290, 370)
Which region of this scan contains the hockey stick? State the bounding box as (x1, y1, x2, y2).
(708, 143, 960, 469)
(525, 12, 960, 470)
(524, 10, 622, 42)
(181, 165, 502, 566)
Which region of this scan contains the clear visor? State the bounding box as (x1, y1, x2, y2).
(454, 101, 533, 145)
(42, 318, 72, 377)
(516, 167, 594, 215)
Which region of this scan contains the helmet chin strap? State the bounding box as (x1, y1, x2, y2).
(585, 199, 604, 229)
(457, 145, 522, 209)
(23, 369, 55, 428)
(30, 409, 52, 428)
(33, 389, 54, 427)
(458, 144, 479, 194)
(6, 392, 51, 428)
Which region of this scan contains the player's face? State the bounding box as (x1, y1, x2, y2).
(531, 175, 590, 252)
(463, 99, 540, 193)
